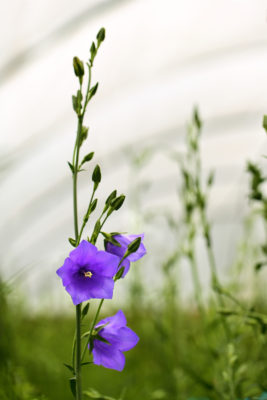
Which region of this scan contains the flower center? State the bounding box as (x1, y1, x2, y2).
(84, 271, 93, 278)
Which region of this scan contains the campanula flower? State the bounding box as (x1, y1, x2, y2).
(56, 240, 120, 305)
(105, 233, 146, 277)
(91, 310, 139, 371)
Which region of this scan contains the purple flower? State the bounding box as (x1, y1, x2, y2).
(56, 240, 120, 305)
(105, 234, 146, 277)
(92, 310, 139, 371)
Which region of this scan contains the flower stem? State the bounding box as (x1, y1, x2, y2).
(189, 252, 204, 315)
(75, 304, 82, 400)
(81, 298, 104, 361)
(200, 208, 231, 339)
(73, 112, 83, 400)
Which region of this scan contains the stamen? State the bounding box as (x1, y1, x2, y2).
(84, 271, 93, 278)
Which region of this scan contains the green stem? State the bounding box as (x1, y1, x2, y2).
(200, 209, 231, 338)
(73, 98, 84, 400)
(71, 63, 93, 400)
(78, 188, 96, 243)
(72, 330, 76, 371)
(81, 254, 125, 361)
(82, 65, 92, 118)
(73, 116, 82, 242)
(189, 252, 204, 315)
(73, 116, 83, 400)
(81, 299, 104, 361)
(75, 304, 82, 399)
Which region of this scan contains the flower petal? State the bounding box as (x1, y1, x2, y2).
(65, 275, 114, 305)
(56, 257, 78, 287)
(86, 275, 114, 299)
(69, 240, 97, 266)
(90, 251, 120, 277)
(65, 276, 93, 305)
(116, 327, 139, 351)
(96, 310, 126, 330)
(92, 340, 125, 371)
(106, 234, 146, 263)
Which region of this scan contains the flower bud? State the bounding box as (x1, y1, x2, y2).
(73, 57, 84, 78)
(92, 165, 101, 189)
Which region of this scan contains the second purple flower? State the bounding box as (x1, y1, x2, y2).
(105, 233, 146, 277)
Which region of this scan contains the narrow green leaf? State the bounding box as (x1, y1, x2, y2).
(88, 83, 99, 101)
(127, 237, 141, 254)
(72, 95, 78, 113)
(68, 162, 74, 174)
(79, 126, 89, 146)
(89, 199, 98, 214)
(193, 107, 202, 130)
(68, 238, 77, 247)
(105, 190, 117, 205)
(101, 232, 121, 247)
(110, 195, 125, 211)
(81, 362, 93, 367)
(207, 170, 214, 187)
(82, 302, 90, 319)
(263, 115, 267, 133)
(81, 152, 94, 166)
(115, 267, 125, 281)
(91, 219, 101, 244)
(69, 377, 76, 397)
(64, 363, 74, 373)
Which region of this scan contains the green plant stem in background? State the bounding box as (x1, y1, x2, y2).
(189, 252, 204, 315)
(199, 207, 231, 339)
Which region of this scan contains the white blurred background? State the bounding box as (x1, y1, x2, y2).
(0, 0, 267, 311)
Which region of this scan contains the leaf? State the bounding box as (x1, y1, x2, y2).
(91, 219, 101, 244)
(68, 162, 74, 174)
(127, 237, 141, 254)
(89, 199, 98, 214)
(68, 238, 77, 247)
(80, 152, 94, 167)
(79, 126, 89, 146)
(69, 377, 76, 397)
(63, 363, 74, 373)
(255, 261, 267, 272)
(72, 95, 78, 113)
(82, 303, 90, 319)
(105, 190, 117, 205)
(193, 107, 202, 130)
(115, 267, 125, 281)
(88, 83, 99, 101)
(207, 170, 214, 187)
(101, 232, 121, 247)
(81, 361, 93, 367)
(263, 115, 267, 133)
(110, 195, 125, 211)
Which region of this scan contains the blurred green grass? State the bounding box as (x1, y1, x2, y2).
(1, 280, 267, 400)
